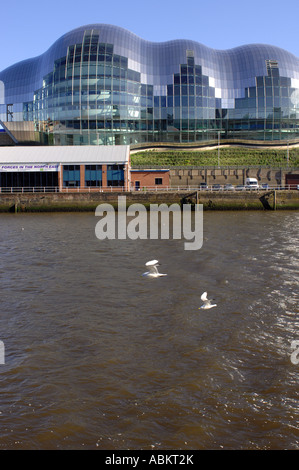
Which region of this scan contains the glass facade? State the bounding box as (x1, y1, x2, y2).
(0, 24, 299, 145)
(0, 171, 58, 189)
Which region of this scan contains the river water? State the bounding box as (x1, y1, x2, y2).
(0, 209, 298, 450)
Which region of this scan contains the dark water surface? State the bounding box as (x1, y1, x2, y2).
(0, 210, 298, 449)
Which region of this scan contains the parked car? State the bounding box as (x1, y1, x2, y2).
(224, 184, 234, 191)
(199, 182, 208, 190)
(261, 183, 269, 190)
(212, 184, 222, 191)
(235, 185, 245, 191)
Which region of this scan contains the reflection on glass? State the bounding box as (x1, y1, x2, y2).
(0, 25, 298, 145)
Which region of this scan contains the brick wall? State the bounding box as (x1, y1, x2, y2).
(131, 170, 170, 190)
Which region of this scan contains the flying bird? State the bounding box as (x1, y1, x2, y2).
(199, 292, 217, 309)
(142, 260, 167, 278)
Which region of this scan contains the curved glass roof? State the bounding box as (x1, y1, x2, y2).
(1, 23, 299, 104)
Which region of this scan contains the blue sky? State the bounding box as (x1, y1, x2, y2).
(1, 0, 298, 71)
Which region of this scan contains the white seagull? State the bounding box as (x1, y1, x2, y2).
(199, 292, 217, 309)
(142, 260, 167, 278)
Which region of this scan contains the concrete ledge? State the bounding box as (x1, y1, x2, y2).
(130, 139, 299, 152)
(0, 190, 298, 212)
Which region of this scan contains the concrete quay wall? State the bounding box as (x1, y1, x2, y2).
(0, 190, 298, 212)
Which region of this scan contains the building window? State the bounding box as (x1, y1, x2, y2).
(155, 178, 163, 185)
(107, 164, 124, 186)
(63, 165, 80, 187)
(0, 171, 58, 189)
(85, 164, 102, 187)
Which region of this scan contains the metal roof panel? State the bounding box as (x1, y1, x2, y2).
(0, 146, 130, 165)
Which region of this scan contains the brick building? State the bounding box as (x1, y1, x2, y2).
(130, 169, 170, 191)
(0, 145, 130, 191)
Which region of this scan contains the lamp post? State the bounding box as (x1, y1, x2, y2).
(218, 131, 220, 168)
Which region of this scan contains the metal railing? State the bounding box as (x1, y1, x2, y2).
(0, 184, 298, 193)
(131, 184, 299, 192)
(60, 186, 129, 193)
(0, 186, 60, 193)
(0, 186, 128, 193)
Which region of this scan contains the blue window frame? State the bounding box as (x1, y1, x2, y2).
(107, 164, 124, 186)
(85, 164, 102, 187)
(63, 165, 80, 187)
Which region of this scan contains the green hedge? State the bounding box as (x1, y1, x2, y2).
(131, 147, 299, 167)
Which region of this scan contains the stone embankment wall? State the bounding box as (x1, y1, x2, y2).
(170, 167, 297, 186)
(0, 190, 298, 212)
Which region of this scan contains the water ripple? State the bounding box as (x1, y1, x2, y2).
(0, 211, 298, 449)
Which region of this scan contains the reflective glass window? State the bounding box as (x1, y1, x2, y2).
(63, 165, 80, 187)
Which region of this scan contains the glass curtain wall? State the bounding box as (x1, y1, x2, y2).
(0, 24, 298, 145)
(31, 30, 299, 144)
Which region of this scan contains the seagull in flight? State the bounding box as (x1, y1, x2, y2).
(199, 292, 217, 309)
(142, 260, 167, 278)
